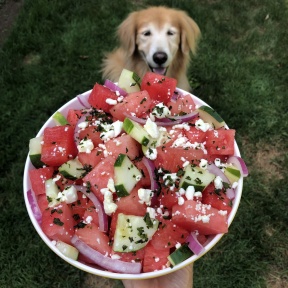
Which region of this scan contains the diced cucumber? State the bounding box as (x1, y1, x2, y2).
(45, 179, 60, 207)
(180, 165, 215, 192)
(141, 127, 172, 160)
(113, 213, 159, 252)
(29, 136, 44, 168)
(55, 240, 79, 260)
(114, 154, 142, 197)
(59, 158, 86, 180)
(118, 69, 141, 93)
(168, 244, 193, 267)
(224, 165, 241, 183)
(123, 118, 151, 146)
(53, 111, 69, 126)
(197, 105, 225, 129)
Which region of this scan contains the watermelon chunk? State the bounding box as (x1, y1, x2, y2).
(141, 72, 177, 104)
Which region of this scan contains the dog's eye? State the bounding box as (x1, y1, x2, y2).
(167, 30, 175, 36)
(143, 31, 151, 36)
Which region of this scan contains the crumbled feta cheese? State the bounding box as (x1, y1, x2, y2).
(185, 186, 195, 200)
(52, 174, 61, 182)
(77, 138, 94, 153)
(178, 188, 186, 196)
(57, 191, 66, 202)
(214, 158, 222, 167)
(172, 123, 190, 131)
(107, 178, 116, 193)
(218, 210, 228, 216)
(144, 146, 157, 160)
(171, 135, 189, 148)
(178, 196, 185, 205)
(103, 190, 118, 215)
(62, 185, 78, 204)
(195, 119, 211, 132)
(151, 102, 171, 119)
(175, 242, 181, 249)
(154, 257, 160, 262)
(84, 215, 93, 224)
(147, 207, 156, 219)
(194, 191, 202, 198)
(117, 95, 124, 102)
(163, 173, 179, 186)
(106, 98, 118, 105)
(78, 121, 89, 129)
(100, 120, 123, 141)
(135, 174, 142, 182)
(182, 160, 190, 167)
(201, 215, 210, 223)
(199, 159, 208, 169)
(214, 176, 223, 190)
(138, 188, 153, 205)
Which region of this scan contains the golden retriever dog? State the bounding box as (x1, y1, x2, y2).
(102, 6, 201, 91)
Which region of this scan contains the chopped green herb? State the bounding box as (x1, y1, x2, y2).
(53, 218, 64, 226)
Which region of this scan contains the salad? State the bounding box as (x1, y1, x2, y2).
(25, 69, 248, 275)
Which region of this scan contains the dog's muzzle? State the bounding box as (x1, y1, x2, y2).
(150, 52, 168, 75)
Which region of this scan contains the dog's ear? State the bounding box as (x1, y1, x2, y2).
(117, 11, 138, 56)
(179, 12, 201, 55)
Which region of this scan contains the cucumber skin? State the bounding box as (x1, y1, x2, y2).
(29, 136, 45, 168)
(29, 154, 45, 169)
(224, 166, 241, 183)
(114, 154, 126, 167)
(123, 118, 134, 134)
(123, 118, 151, 146)
(179, 165, 215, 192)
(53, 111, 69, 125)
(58, 170, 78, 181)
(168, 244, 193, 266)
(118, 69, 141, 93)
(197, 105, 225, 128)
(58, 158, 85, 180)
(181, 181, 204, 192)
(114, 184, 130, 197)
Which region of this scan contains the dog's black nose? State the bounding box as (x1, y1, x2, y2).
(153, 52, 168, 65)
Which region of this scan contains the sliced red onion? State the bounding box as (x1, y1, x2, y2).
(227, 156, 249, 177)
(207, 163, 231, 184)
(124, 114, 146, 125)
(125, 113, 179, 127)
(167, 111, 199, 123)
(27, 189, 42, 225)
(226, 188, 235, 200)
(187, 232, 205, 255)
(104, 79, 127, 97)
(141, 157, 159, 192)
(77, 94, 90, 109)
(71, 235, 142, 274)
(72, 185, 108, 233)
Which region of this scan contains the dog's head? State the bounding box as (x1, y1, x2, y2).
(117, 6, 201, 76)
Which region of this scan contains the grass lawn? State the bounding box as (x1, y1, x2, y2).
(0, 0, 287, 287)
